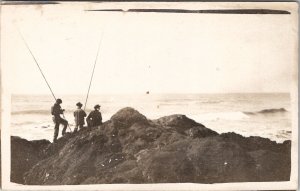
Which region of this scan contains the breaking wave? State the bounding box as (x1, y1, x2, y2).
(244, 108, 287, 115)
(12, 110, 50, 115)
(190, 111, 250, 122)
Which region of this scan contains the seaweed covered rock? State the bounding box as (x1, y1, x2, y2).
(9, 107, 291, 185)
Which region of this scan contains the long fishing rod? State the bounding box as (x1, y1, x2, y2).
(19, 31, 57, 100)
(84, 33, 104, 111)
(18, 30, 72, 132)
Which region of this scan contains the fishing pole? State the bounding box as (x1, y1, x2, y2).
(18, 31, 57, 101)
(18, 29, 72, 132)
(84, 32, 104, 111)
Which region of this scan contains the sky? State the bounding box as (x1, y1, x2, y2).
(1, 2, 298, 95)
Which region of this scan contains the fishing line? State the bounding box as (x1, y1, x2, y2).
(18, 29, 57, 101)
(84, 32, 105, 111)
(18, 28, 72, 132)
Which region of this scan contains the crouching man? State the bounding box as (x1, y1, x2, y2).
(86, 104, 102, 130)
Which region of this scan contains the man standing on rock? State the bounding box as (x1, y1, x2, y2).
(51, 98, 68, 143)
(73, 102, 87, 133)
(86, 104, 102, 129)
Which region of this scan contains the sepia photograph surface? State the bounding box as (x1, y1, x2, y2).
(0, 1, 298, 190)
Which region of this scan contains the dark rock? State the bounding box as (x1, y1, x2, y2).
(155, 114, 199, 128)
(110, 107, 149, 128)
(9, 107, 290, 185)
(155, 114, 218, 137)
(220, 132, 288, 152)
(185, 137, 256, 183)
(142, 149, 195, 183)
(248, 149, 291, 181)
(188, 126, 218, 138)
(11, 136, 50, 184)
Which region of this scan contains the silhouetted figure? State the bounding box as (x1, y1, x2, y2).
(51, 98, 68, 143)
(73, 102, 87, 133)
(86, 104, 102, 129)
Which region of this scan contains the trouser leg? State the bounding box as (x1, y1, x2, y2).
(87, 119, 91, 128)
(53, 122, 59, 142)
(74, 125, 79, 132)
(61, 118, 68, 135)
(79, 124, 83, 130)
(89, 122, 94, 131)
(87, 119, 92, 130)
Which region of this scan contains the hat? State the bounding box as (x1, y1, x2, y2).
(56, 99, 62, 104)
(76, 102, 83, 107)
(94, 104, 101, 109)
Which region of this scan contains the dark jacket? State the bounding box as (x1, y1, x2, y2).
(86, 110, 102, 126)
(51, 103, 63, 118)
(74, 109, 87, 125)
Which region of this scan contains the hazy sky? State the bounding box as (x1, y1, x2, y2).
(2, 2, 297, 94)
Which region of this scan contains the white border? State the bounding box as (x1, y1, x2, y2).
(1, 2, 298, 190)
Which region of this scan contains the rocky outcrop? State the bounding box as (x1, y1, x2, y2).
(11, 136, 50, 184)
(10, 107, 291, 185)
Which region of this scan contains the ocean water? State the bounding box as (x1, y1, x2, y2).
(11, 93, 292, 143)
